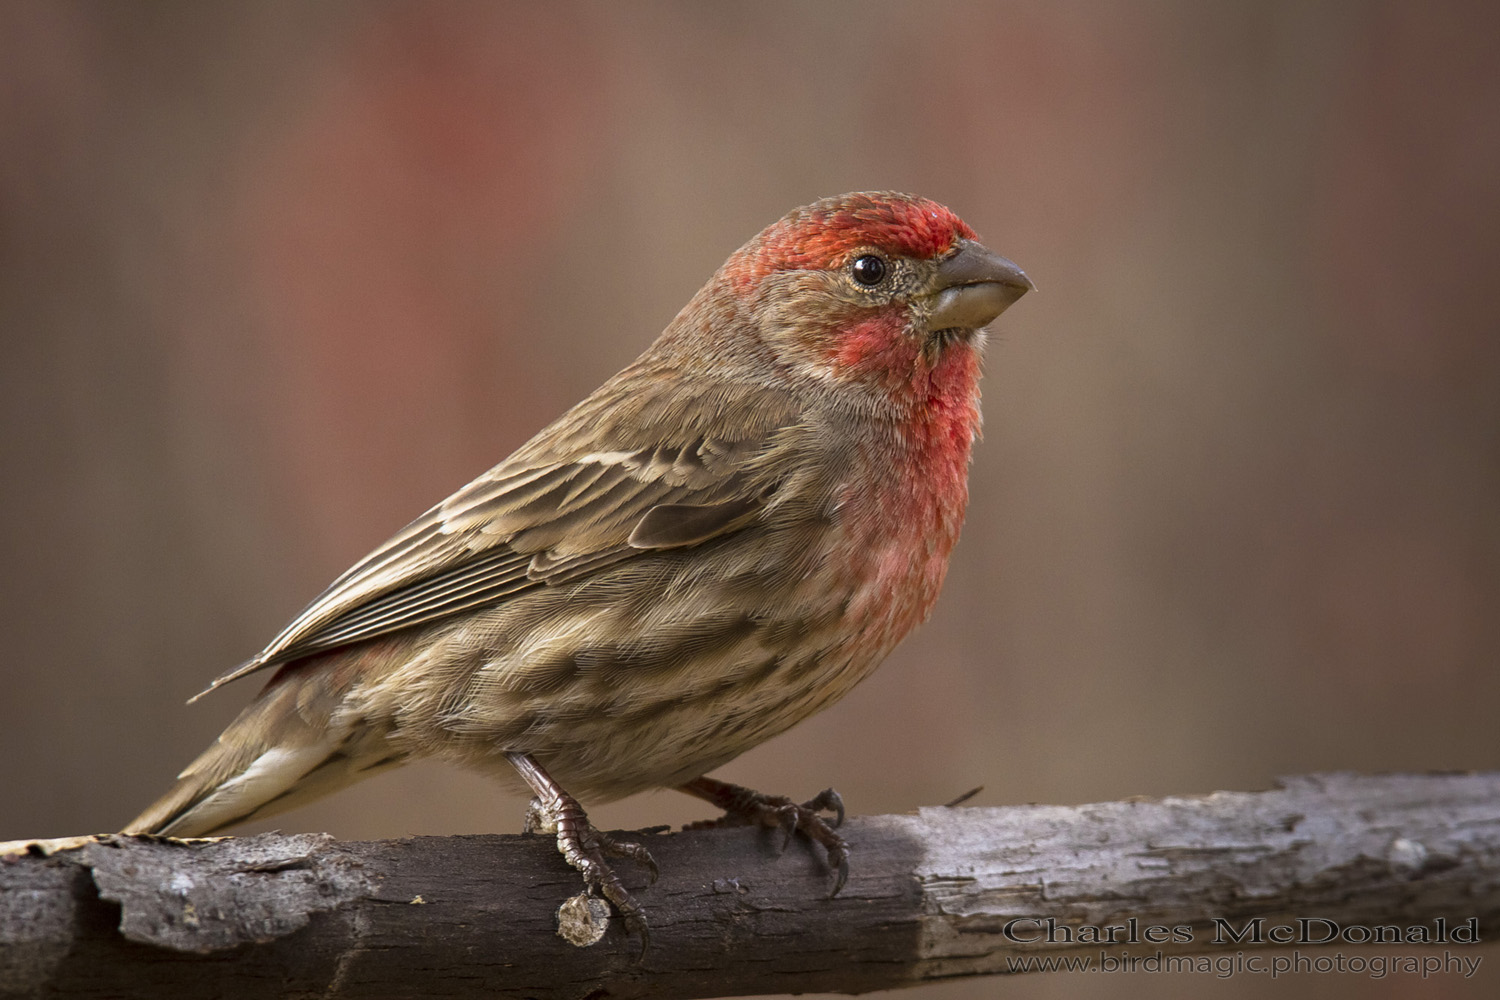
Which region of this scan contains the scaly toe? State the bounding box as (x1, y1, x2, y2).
(596, 829, 660, 885)
(826, 840, 851, 897)
(802, 787, 845, 828)
(678, 777, 854, 898)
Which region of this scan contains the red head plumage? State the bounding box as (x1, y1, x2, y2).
(733, 191, 978, 287)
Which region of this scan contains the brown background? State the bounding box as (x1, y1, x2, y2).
(3, 2, 1498, 998)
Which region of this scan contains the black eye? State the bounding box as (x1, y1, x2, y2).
(850, 254, 888, 286)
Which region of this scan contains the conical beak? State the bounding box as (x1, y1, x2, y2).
(926, 239, 1033, 331)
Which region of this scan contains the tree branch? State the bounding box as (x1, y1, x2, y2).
(3, 772, 1497, 998)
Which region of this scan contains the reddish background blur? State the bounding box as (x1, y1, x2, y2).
(3, 3, 1498, 998)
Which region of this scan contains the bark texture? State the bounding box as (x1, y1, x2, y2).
(1, 772, 1497, 998)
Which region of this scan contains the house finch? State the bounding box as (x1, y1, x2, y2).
(126, 191, 1031, 944)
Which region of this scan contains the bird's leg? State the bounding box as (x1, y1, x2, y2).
(677, 775, 849, 896)
(506, 752, 657, 950)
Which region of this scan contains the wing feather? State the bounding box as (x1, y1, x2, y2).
(191, 380, 802, 700)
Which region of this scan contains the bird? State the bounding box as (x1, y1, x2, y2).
(125, 191, 1031, 944)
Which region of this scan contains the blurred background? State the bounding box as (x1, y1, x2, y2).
(3, 2, 1498, 997)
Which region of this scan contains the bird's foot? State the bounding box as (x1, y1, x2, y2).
(678, 775, 849, 896)
(509, 753, 656, 957)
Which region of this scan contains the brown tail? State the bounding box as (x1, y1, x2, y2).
(124, 658, 402, 836)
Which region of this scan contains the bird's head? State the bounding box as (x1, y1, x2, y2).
(703, 192, 1032, 410)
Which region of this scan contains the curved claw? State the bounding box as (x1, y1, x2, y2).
(802, 787, 845, 828)
(677, 776, 853, 903)
(586, 875, 650, 962)
(775, 804, 799, 853)
(828, 846, 851, 898)
(598, 830, 660, 885)
(621, 906, 651, 963)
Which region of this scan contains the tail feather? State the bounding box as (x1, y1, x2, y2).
(125, 658, 401, 837)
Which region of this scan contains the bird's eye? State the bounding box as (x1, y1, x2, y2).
(850, 254, 888, 286)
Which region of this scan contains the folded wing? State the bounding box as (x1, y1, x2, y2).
(193, 381, 801, 699)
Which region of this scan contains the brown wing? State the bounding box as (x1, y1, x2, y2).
(192, 377, 802, 700)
